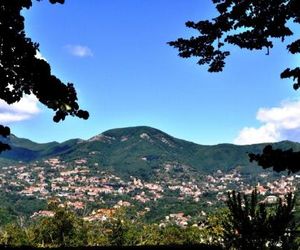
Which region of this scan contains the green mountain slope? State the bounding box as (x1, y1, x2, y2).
(1, 126, 299, 177)
(0, 135, 80, 162)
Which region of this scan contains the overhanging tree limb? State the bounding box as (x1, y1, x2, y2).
(169, 0, 300, 172)
(0, 0, 89, 152)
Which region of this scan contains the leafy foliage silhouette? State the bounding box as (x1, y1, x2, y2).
(249, 145, 300, 173)
(169, 0, 300, 172)
(0, 0, 88, 153)
(223, 189, 297, 249)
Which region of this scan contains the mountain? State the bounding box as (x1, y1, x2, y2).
(0, 135, 80, 162)
(1, 126, 300, 177)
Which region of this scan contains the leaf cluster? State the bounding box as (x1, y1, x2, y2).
(223, 189, 297, 249)
(249, 145, 300, 173)
(169, 0, 300, 173)
(169, 0, 299, 76)
(0, 0, 88, 152)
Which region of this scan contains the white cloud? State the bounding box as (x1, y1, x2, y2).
(65, 45, 93, 57)
(234, 100, 300, 145)
(35, 50, 47, 61)
(234, 123, 280, 145)
(0, 95, 40, 124)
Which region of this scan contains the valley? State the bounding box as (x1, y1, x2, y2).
(0, 126, 299, 226)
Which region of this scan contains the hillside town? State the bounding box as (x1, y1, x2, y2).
(0, 157, 299, 226)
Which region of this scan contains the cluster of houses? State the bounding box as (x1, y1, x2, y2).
(0, 157, 299, 225)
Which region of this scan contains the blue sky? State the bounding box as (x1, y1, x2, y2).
(2, 0, 300, 145)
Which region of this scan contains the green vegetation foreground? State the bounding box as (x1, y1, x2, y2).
(0, 190, 298, 249)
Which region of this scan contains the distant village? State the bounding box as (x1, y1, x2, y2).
(0, 157, 299, 227)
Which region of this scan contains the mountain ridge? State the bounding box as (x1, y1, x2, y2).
(0, 126, 299, 178)
(5, 126, 300, 148)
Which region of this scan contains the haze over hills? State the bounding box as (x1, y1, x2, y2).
(0, 126, 299, 177)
